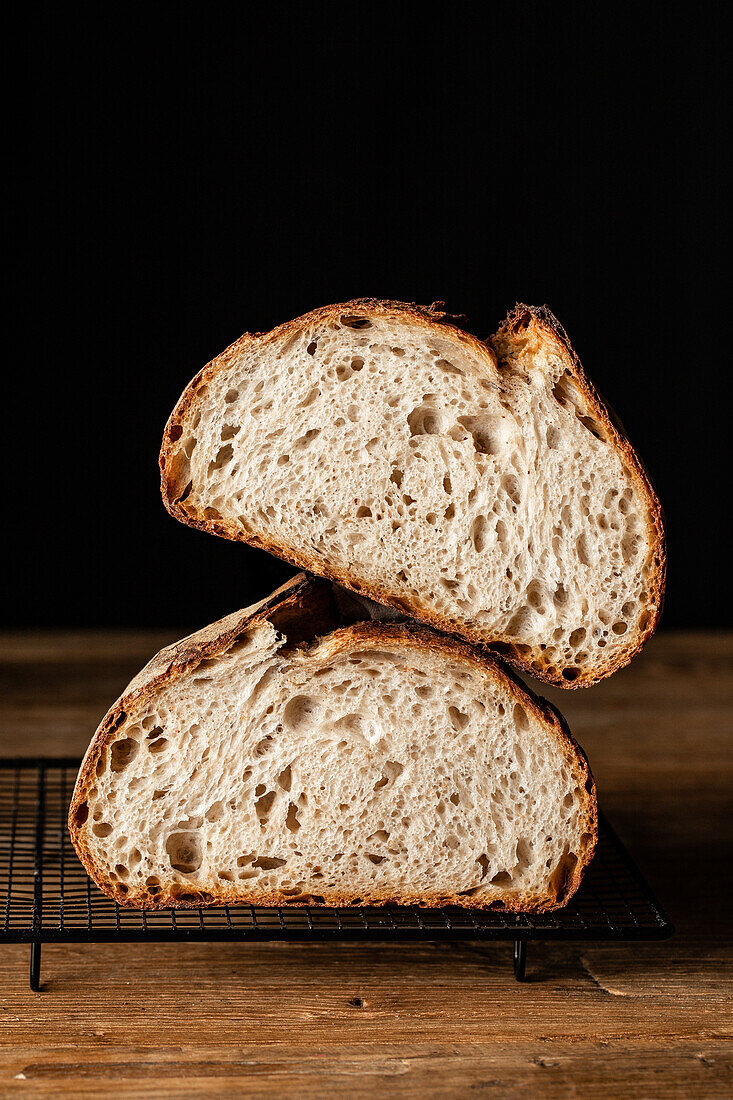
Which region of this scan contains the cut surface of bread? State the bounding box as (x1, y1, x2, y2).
(69, 575, 597, 912)
(160, 300, 665, 687)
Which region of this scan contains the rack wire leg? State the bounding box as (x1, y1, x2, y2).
(30, 943, 41, 991)
(513, 939, 526, 982)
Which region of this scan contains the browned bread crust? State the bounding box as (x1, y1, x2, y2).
(69, 574, 597, 912)
(159, 300, 665, 686)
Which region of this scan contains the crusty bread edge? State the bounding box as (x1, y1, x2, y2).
(489, 304, 666, 686)
(69, 573, 598, 914)
(158, 298, 664, 687)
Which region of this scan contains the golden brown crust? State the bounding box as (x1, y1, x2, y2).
(69, 574, 597, 913)
(158, 299, 664, 689)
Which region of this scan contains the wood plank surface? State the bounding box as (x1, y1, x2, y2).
(1, 629, 731, 1098)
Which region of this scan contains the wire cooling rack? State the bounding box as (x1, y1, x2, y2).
(0, 758, 672, 989)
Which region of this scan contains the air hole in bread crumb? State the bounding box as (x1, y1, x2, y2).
(208, 444, 234, 475)
(110, 739, 139, 773)
(408, 404, 441, 436)
(93, 822, 112, 837)
(252, 856, 287, 870)
(457, 415, 498, 455)
(576, 533, 592, 567)
(176, 480, 194, 505)
(612, 621, 628, 635)
(374, 760, 403, 790)
(516, 838, 532, 870)
(283, 696, 319, 733)
(578, 414, 605, 441)
(501, 474, 521, 505)
(513, 704, 529, 731)
(470, 515, 490, 553)
(549, 849, 579, 903)
(298, 386, 320, 408)
(435, 358, 464, 376)
(552, 371, 577, 409)
(294, 428, 321, 449)
(562, 668, 580, 682)
(277, 766, 292, 792)
(74, 802, 89, 825)
(225, 389, 239, 403)
(285, 802, 301, 832)
(336, 358, 364, 381)
(255, 791, 276, 825)
(553, 584, 568, 607)
(527, 582, 546, 614)
(340, 315, 372, 329)
(167, 886, 198, 902)
(475, 854, 490, 880)
(166, 832, 202, 874)
(622, 533, 640, 563)
(490, 871, 512, 886)
(148, 737, 168, 755)
(448, 706, 469, 732)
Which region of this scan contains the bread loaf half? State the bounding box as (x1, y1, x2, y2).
(160, 300, 664, 688)
(69, 575, 597, 911)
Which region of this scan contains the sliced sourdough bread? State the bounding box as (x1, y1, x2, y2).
(160, 300, 665, 687)
(69, 574, 597, 912)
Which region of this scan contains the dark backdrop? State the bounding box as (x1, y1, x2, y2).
(8, 8, 729, 629)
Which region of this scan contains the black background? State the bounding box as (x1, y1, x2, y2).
(8, 8, 729, 629)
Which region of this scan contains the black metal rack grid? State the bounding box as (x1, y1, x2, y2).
(1, 759, 672, 987)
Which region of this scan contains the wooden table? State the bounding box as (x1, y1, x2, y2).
(0, 630, 731, 1098)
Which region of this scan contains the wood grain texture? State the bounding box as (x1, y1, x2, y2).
(1, 629, 732, 1098)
